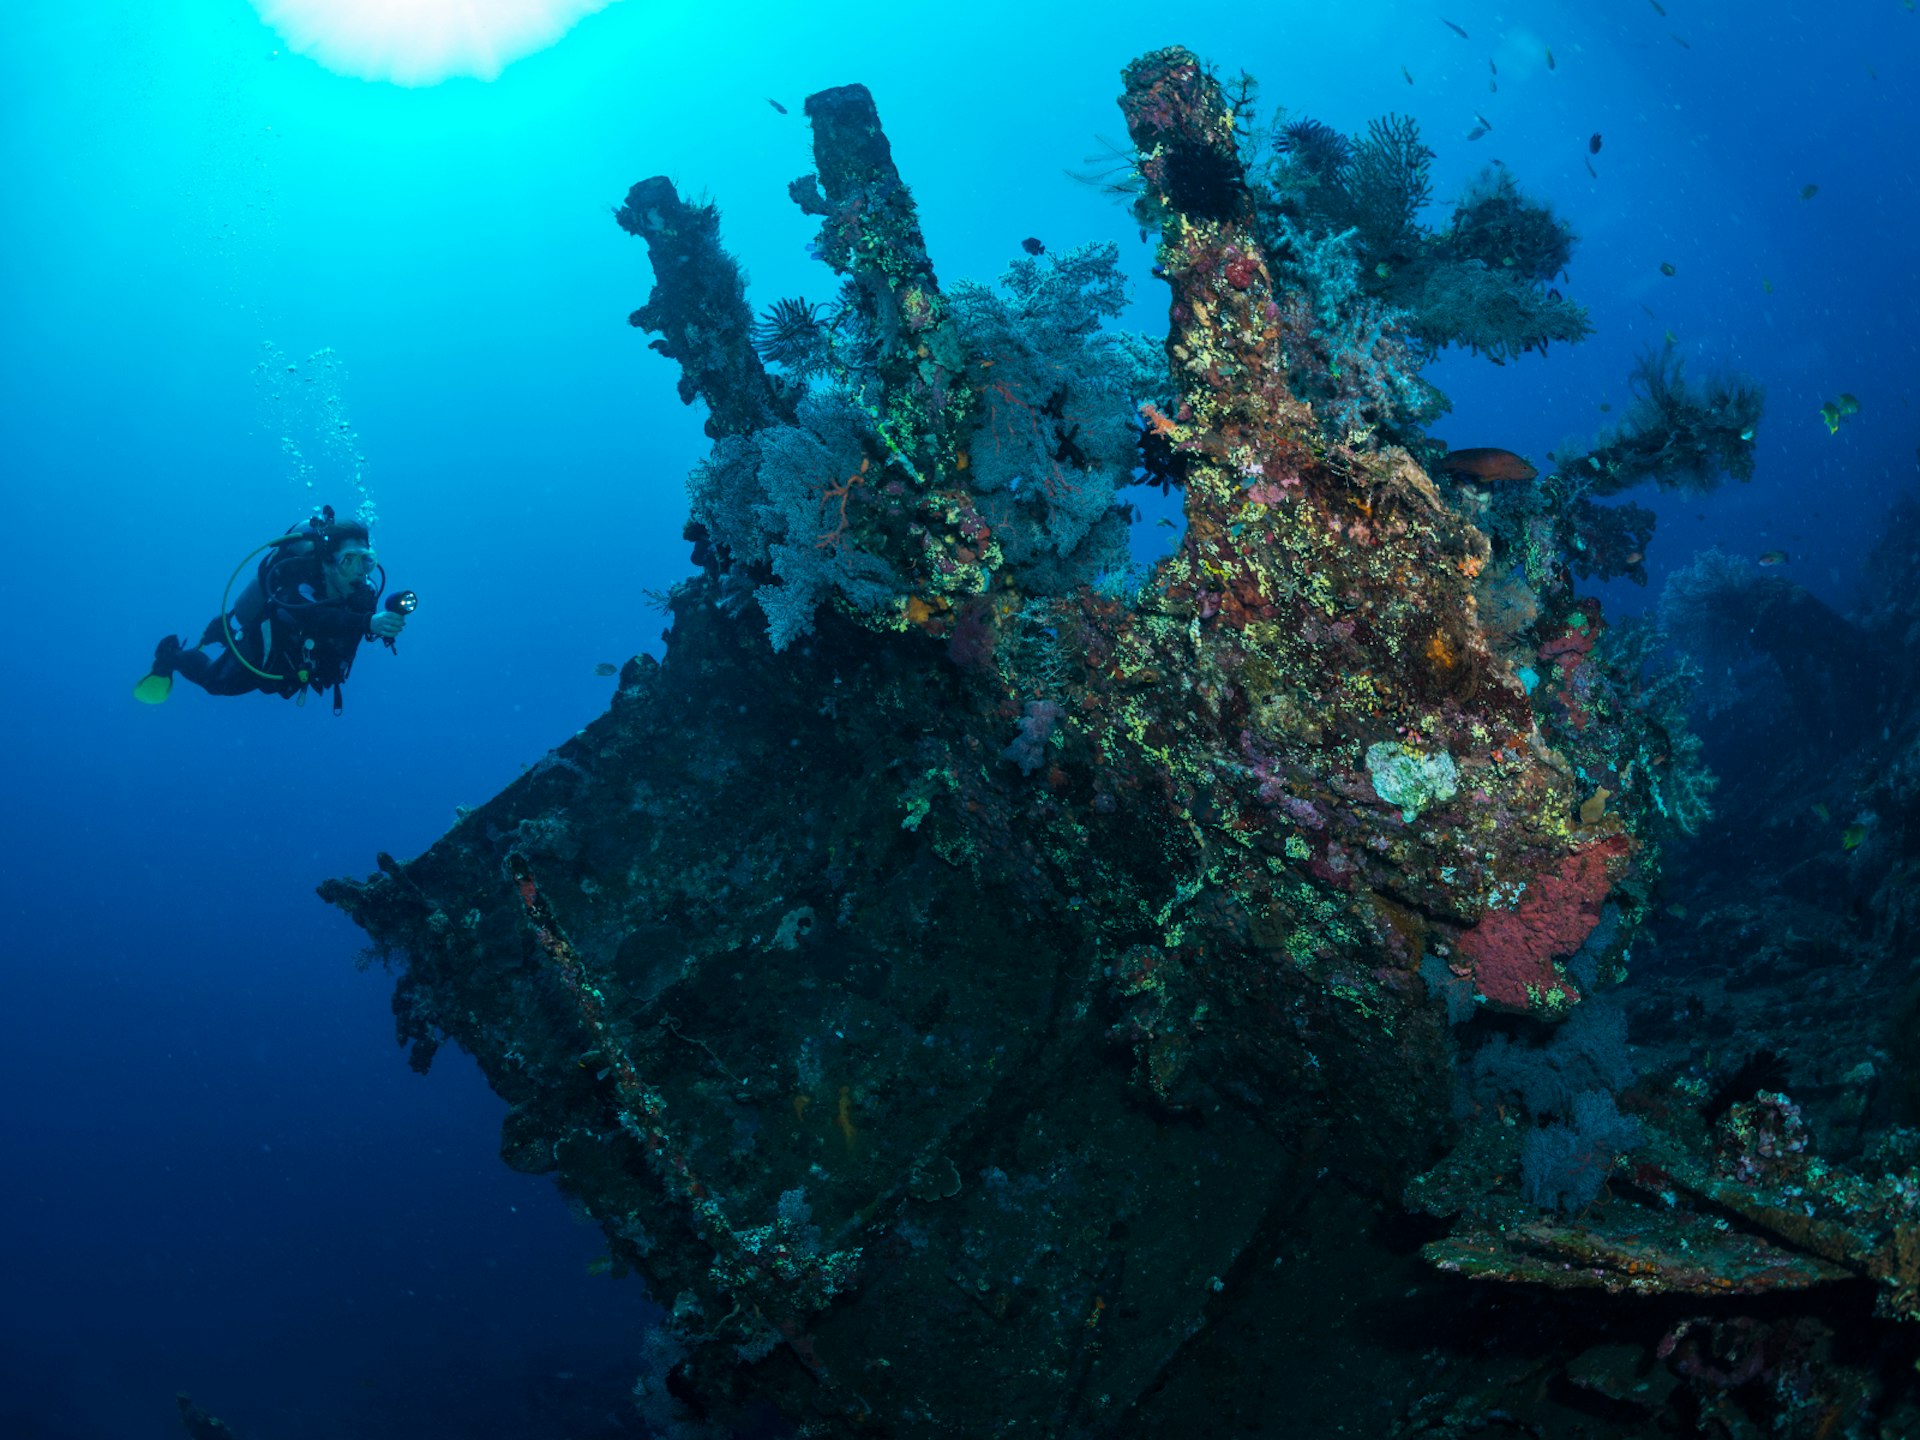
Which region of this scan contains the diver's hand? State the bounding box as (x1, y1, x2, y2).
(370, 611, 407, 640)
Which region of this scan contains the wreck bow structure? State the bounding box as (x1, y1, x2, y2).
(321, 50, 1917, 1439)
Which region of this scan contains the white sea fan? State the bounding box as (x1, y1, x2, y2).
(250, 0, 621, 86)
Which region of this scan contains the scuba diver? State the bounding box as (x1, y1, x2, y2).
(135, 506, 416, 714)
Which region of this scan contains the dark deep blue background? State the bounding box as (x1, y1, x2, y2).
(3, 2, 1917, 1435)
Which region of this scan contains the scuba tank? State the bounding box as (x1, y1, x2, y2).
(214, 513, 323, 684)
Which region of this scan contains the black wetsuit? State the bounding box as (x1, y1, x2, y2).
(172, 554, 377, 701)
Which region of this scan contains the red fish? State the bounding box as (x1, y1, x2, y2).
(1435, 447, 1538, 483)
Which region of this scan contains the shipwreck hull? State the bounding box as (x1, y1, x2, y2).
(320, 49, 1670, 1435)
(323, 597, 1447, 1435)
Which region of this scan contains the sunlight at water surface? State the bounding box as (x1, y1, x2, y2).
(249, 0, 620, 85)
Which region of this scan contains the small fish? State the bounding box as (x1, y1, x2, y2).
(593, 662, 618, 677)
(1821, 402, 1842, 433)
(1374, 261, 1393, 279)
(1659, 261, 1676, 276)
(1842, 823, 1868, 852)
(1639, 303, 1657, 318)
(1739, 425, 1755, 441)
(1599, 402, 1612, 412)
(1546, 47, 1556, 70)
(1021, 236, 1045, 256)
(1589, 132, 1603, 154)
(1667, 903, 1688, 920)
(1757, 550, 1788, 566)
(1811, 802, 1831, 822)
(1489, 59, 1497, 74)
(1670, 31, 1691, 49)
(1837, 393, 1860, 416)
(1866, 63, 1878, 80)
(1649, 0, 1666, 12)
(766, 98, 787, 115)
(1664, 328, 1676, 346)
(1489, 79, 1498, 92)
(1800, 183, 1819, 200)
(1762, 277, 1773, 293)
(1476, 112, 1493, 129)
(1402, 64, 1415, 84)
(1442, 17, 1469, 38)
(1584, 156, 1598, 178)
(1465, 125, 1489, 141)
(1154, 517, 1178, 528)
(586, 1256, 615, 1276)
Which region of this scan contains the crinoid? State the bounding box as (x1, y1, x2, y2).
(1273, 117, 1352, 182)
(1066, 137, 1145, 203)
(751, 297, 829, 373)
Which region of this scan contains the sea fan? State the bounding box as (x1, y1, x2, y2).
(752, 297, 829, 374)
(1346, 113, 1434, 255)
(1273, 117, 1352, 182)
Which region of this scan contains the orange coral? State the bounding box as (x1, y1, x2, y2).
(815, 457, 871, 551)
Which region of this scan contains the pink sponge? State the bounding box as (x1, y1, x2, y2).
(1458, 835, 1628, 1013)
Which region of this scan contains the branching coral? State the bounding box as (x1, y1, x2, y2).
(1658, 549, 1774, 714)
(1521, 1090, 1643, 1214)
(1442, 166, 1575, 283)
(1404, 256, 1593, 363)
(1268, 215, 1445, 440)
(1592, 616, 1718, 836)
(1564, 495, 1655, 585)
(1569, 342, 1764, 496)
(687, 394, 908, 650)
(1471, 1002, 1637, 1120)
(947, 243, 1157, 592)
(1463, 347, 1762, 619)
(649, 93, 1157, 650)
(1385, 166, 1589, 364)
(1250, 104, 1587, 431)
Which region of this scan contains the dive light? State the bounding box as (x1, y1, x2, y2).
(383, 589, 417, 651)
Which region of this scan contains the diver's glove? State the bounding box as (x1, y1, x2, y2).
(369, 611, 407, 640)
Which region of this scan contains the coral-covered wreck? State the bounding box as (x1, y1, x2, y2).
(322, 49, 1916, 1438)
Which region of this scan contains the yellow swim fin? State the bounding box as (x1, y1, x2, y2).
(133, 672, 173, 705)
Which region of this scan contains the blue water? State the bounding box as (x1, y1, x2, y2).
(4, 3, 1915, 1435)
